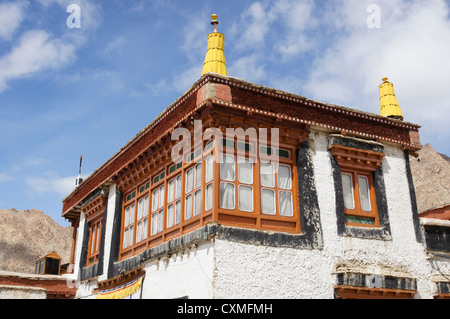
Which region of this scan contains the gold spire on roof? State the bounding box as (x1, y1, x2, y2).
(201, 14, 227, 76)
(379, 77, 404, 121)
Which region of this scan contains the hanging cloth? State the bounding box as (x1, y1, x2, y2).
(97, 275, 144, 299)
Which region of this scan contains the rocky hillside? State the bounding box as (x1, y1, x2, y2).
(410, 144, 450, 213)
(0, 209, 72, 274)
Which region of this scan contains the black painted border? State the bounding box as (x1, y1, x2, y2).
(329, 135, 392, 240)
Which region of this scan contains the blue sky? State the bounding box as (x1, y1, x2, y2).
(1, 0, 449, 226)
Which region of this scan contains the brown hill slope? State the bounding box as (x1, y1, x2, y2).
(0, 208, 72, 274)
(409, 144, 450, 213)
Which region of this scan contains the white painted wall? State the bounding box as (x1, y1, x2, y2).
(0, 285, 47, 299)
(74, 131, 449, 299)
(141, 243, 215, 299)
(212, 131, 445, 299)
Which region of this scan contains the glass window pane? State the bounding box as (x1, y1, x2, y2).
(136, 221, 142, 243)
(205, 184, 213, 211)
(129, 203, 135, 224)
(341, 173, 355, 210)
(195, 164, 202, 189)
(176, 175, 182, 199)
(143, 218, 148, 240)
(138, 198, 144, 220)
(261, 189, 275, 215)
(260, 163, 274, 188)
(152, 189, 159, 212)
(358, 176, 372, 212)
(185, 194, 193, 220)
(124, 206, 130, 227)
(151, 213, 157, 236)
(144, 195, 149, 217)
(220, 155, 235, 181)
(238, 158, 253, 184)
(220, 182, 235, 209)
(123, 229, 128, 248)
(91, 228, 95, 253)
(167, 204, 174, 228)
(206, 156, 214, 183)
(158, 210, 163, 233)
(159, 186, 164, 208)
(168, 179, 175, 202)
(96, 224, 101, 251)
(278, 165, 292, 190)
(279, 191, 293, 217)
(194, 190, 201, 216)
(186, 168, 194, 193)
(239, 186, 253, 212)
(128, 225, 134, 247)
(175, 201, 181, 225)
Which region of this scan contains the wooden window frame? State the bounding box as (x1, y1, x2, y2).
(335, 286, 416, 299)
(216, 137, 301, 234)
(87, 216, 103, 266)
(340, 169, 380, 228)
(118, 135, 301, 260)
(83, 194, 106, 267)
(330, 144, 385, 229)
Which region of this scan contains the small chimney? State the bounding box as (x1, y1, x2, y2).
(379, 77, 404, 121)
(76, 155, 83, 186)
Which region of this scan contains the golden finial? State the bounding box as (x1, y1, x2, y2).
(379, 77, 404, 121)
(211, 14, 219, 32)
(201, 14, 227, 76)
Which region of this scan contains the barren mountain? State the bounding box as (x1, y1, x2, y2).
(0, 208, 72, 274)
(409, 144, 450, 213)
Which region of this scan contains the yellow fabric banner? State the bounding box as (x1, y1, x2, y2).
(97, 276, 143, 299)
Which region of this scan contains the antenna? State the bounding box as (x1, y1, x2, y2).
(76, 155, 83, 186)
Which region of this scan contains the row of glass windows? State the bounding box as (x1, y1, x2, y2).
(121, 148, 295, 250)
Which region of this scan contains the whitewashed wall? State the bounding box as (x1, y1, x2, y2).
(74, 131, 448, 299)
(212, 131, 439, 299)
(0, 285, 47, 299)
(141, 243, 215, 299)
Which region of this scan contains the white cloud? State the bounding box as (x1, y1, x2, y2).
(0, 173, 14, 183)
(303, 0, 450, 131)
(172, 65, 202, 93)
(0, 30, 76, 92)
(103, 36, 126, 54)
(228, 54, 267, 83)
(26, 174, 88, 196)
(0, 1, 27, 41)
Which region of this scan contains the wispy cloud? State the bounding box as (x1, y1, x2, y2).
(0, 1, 27, 41)
(26, 174, 89, 197)
(0, 173, 14, 183)
(303, 0, 450, 128)
(103, 36, 126, 55)
(0, 30, 76, 92)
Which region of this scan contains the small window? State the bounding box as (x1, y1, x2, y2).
(260, 162, 274, 188)
(239, 185, 253, 212)
(341, 173, 355, 210)
(220, 182, 235, 210)
(220, 155, 235, 181)
(261, 189, 276, 215)
(205, 184, 213, 211)
(340, 171, 378, 227)
(358, 176, 372, 212)
(238, 158, 253, 184)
